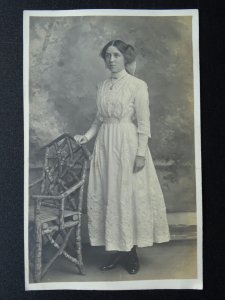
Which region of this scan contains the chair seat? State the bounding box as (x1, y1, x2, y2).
(29, 205, 79, 223)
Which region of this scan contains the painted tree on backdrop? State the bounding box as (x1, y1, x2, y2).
(29, 17, 196, 212)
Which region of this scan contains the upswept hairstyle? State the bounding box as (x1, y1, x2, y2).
(100, 40, 136, 64)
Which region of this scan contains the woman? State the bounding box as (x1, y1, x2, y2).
(74, 40, 170, 275)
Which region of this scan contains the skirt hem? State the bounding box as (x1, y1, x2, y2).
(89, 236, 171, 252)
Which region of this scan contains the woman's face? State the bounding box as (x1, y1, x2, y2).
(105, 46, 125, 73)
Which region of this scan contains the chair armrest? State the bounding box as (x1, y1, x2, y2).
(32, 195, 62, 200)
(32, 179, 85, 201)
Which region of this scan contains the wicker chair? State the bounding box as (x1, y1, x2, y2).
(29, 133, 91, 282)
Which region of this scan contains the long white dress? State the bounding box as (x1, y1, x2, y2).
(87, 70, 170, 251)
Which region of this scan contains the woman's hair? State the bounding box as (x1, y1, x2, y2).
(100, 40, 136, 64)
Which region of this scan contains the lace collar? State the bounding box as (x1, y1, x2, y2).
(111, 69, 128, 79)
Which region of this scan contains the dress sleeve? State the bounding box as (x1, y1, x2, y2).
(84, 111, 102, 141)
(84, 84, 103, 141)
(134, 81, 151, 157)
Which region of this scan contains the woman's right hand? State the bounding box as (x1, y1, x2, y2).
(74, 135, 88, 145)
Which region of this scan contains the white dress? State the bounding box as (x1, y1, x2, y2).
(87, 70, 170, 251)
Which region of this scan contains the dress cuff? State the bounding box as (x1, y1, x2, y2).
(136, 133, 149, 157)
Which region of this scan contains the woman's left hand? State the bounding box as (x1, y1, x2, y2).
(133, 155, 146, 173)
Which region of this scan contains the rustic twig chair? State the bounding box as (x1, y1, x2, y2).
(29, 133, 91, 282)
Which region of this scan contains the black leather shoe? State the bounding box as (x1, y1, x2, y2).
(125, 248, 140, 275)
(99, 252, 124, 271)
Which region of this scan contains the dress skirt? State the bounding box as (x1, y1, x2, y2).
(87, 118, 170, 252)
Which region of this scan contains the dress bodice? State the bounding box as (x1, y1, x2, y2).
(95, 72, 151, 138)
(96, 74, 136, 121)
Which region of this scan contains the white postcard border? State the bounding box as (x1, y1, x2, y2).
(24, 9, 202, 291)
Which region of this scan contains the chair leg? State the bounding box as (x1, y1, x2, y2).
(34, 221, 42, 282)
(75, 219, 85, 275)
(42, 230, 61, 263)
(29, 224, 35, 270)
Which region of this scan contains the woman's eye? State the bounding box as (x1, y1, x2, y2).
(105, 53, 121, 59)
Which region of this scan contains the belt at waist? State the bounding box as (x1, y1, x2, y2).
(102, 117, 132, 124)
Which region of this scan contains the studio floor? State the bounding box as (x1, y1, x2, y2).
(29, 240, 197, 283)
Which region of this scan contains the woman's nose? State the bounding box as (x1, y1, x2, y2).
(110, 55, 115, 62)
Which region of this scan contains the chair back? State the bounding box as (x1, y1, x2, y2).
(31, 133, 90, 213)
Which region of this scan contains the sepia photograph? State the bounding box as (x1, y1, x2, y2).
(24, 9, 202, 290)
